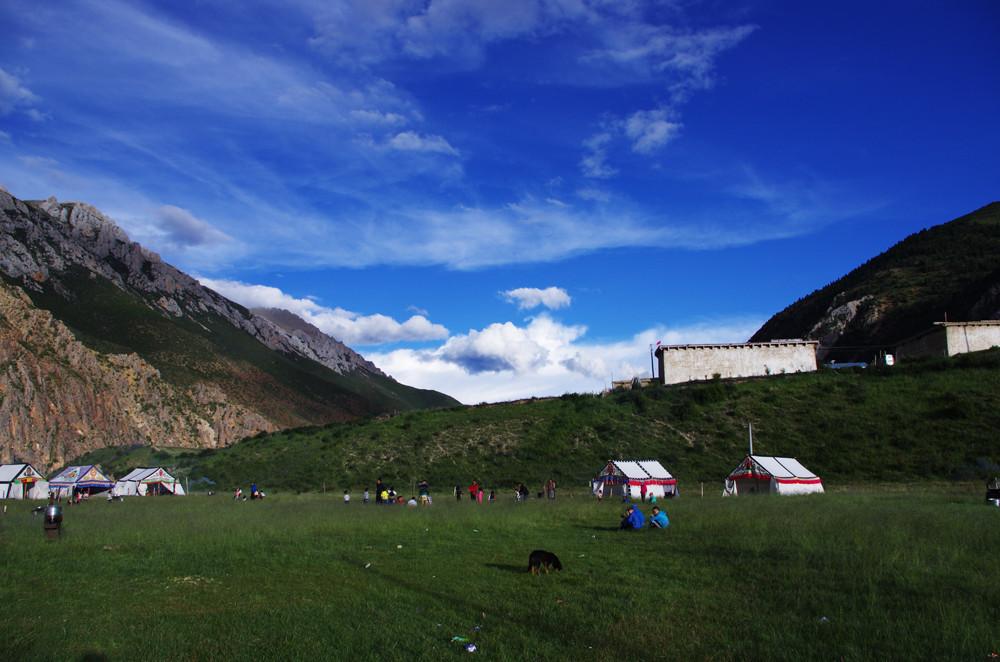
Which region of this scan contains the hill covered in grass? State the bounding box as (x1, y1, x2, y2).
(76, 349, 1000, 493)
(752, 201, 1000, 362)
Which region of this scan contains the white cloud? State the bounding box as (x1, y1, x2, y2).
(196, 277, 449, 346)
(502, 286, 571, 310)
(581, 132, 617, 179)
(625, 108, 681, 154)
(389, 131, 459, 154)
(368, 314, 765, 404)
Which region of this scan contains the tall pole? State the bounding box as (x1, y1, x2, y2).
(749, 422, 753, 455)
(649, 344, 655, 380)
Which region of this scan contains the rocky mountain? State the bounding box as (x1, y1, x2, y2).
(751, 202, 1000, 361)
(251, 307, 384, 376)
(0, 186, 458, 470)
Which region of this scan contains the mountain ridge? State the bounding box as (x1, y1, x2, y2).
(0, 186, 458, 470)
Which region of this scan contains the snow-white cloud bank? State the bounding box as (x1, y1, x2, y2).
(369, 315, 764, 404)
(197, 277, 449, 346)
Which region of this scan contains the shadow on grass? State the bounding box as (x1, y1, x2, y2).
(485, 563, 525, 573)
(573, 524, 620, 532)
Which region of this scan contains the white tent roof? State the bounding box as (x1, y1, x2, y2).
(743, 455, 819, 480)
(612, 461, 649, 480)
(0, 463, 45, 483)
(119, 468, 150, 482)
(636, 460, 674, 480)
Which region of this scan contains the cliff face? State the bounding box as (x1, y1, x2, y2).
(0, 186, 457, 470)
(0, 280, 275, 469)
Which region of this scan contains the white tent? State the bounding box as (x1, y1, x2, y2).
(723, 455, 824, 496)
(115, 467, 185, 496)
(0, 463, 49, 499)
(48, 465, 115, 498)
(591, 459, 678, 499)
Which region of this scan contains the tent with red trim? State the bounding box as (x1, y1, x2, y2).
(591, 459, 678, 499)
(723, 455, 824, 496)
(0, 463, 49, 500)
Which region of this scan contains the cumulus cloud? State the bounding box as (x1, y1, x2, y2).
(502, 286, 571, 310)
(367, 315, 765, 404)
(153, 205, 232, 248)
(196, 277, 449, 346)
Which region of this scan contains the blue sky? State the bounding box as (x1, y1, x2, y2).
(1, 0, 997, 403)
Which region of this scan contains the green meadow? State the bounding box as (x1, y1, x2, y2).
(2, 488, 998, 661)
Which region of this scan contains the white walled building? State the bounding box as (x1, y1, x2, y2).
(895, 320, 1000, 360)
(655, 340, 819, 386)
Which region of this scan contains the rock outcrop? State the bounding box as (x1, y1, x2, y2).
(0, 280, 276, 469)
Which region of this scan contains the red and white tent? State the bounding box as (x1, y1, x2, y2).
(592, 459, 678, 499)
(723, 455, 824, 496)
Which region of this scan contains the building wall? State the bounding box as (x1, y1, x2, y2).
(895, 321, 1000, 359)
(656, 341, 818, 385)
(943, 322, 1000, 355)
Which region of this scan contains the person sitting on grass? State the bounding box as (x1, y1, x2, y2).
(648, 506, 669, 529)
(619, 504, 645, 530)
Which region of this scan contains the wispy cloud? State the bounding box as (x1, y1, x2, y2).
(0, 66, 41, 117)
(388, 131, 459, 155)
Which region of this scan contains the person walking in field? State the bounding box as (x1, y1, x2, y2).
(547, 478, 556, 500)
(344, 490, 351, 505)
(418, 480, 430, 505)
(375, 478, 384, 504)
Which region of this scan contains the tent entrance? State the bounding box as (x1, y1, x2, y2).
(734, 477, 772, 495)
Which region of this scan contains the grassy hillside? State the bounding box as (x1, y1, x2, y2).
(18, 267, 457, 426)
(77, 349, 1000, 492)
(752, 202, 1000, 361)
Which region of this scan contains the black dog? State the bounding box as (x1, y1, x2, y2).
(528, 550, 562, 575)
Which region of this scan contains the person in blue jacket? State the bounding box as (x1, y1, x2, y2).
(619, 504, 645, 530)
(648, 506, 669, 529)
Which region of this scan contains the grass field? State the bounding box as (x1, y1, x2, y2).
(1, 488, 998, 661)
